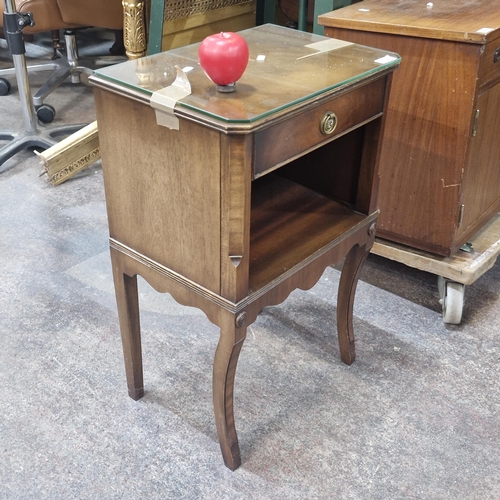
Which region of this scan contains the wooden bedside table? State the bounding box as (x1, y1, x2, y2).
(90, 25, 399, 470)
(320, 0, 500, 256)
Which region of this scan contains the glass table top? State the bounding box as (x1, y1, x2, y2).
(93, 24, 400, 124)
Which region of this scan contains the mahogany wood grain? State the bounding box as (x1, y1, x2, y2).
(320, 0, 500, 255)
(458, 83, 500, 240)
(326, 30, 476, 254)
(319, 0, 500, 43)
(478, 39, 500, 92)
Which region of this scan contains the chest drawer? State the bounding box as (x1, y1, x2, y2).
(478, 36, 500, 91)
(253, 77, 387, 178)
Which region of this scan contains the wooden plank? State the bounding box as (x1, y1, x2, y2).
(371, 214, 500, 285)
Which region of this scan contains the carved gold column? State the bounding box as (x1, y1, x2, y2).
(122, 0, 148, 59)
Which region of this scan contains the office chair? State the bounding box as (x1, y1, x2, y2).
(0, 0, 123, 123)
(0, 0, 123, 167)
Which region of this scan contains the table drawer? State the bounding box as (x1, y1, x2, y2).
(479, 37, 500, 90)
(253, 77, 386, 178)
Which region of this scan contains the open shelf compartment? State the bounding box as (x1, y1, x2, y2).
(249, 174, 366, 292)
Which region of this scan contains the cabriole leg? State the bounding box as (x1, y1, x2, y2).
(337, 244, 369, 365)
(212, 314, 247, 470)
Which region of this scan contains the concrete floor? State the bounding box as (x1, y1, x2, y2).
(1, 30, 500, 500)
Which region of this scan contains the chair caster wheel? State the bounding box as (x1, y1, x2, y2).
(36, 103, 56, 124)
(0, 77, 11, 96)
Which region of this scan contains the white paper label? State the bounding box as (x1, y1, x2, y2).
(476, 27, 494, 35)
(374, 55, 398, 64)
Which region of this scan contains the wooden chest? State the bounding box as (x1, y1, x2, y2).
(319, 0, 500, 256)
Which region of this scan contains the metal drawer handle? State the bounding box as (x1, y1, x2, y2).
(494, 48, 500, 63)
(320, 111, 337, 135)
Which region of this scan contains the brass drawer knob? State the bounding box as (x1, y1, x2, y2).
(320, 111, 338, 135)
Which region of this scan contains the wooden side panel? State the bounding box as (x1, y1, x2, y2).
(355, 117, 382, 215)
(458, 82, 500, 242)
(276, 128, 364, 207)
(220, 134, 253, 303)
(324, 28, 479, 255)
(94, 89, 222, 293)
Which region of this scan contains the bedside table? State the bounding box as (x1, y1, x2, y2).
(90, 24, 399, 470)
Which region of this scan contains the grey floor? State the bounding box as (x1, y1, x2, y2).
(1, 29, 500, 500)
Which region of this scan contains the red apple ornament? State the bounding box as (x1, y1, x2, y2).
(198, 32, 249, 92)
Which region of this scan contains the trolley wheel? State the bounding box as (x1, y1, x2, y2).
(438, 276, 465, 325)
(0, 77, 11, 96)
(36, 103, 56, 124)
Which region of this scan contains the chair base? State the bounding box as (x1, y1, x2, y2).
(1, 7, 90, 168)
(0, 123, 86, 169)
(0, 30, 126, 108)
